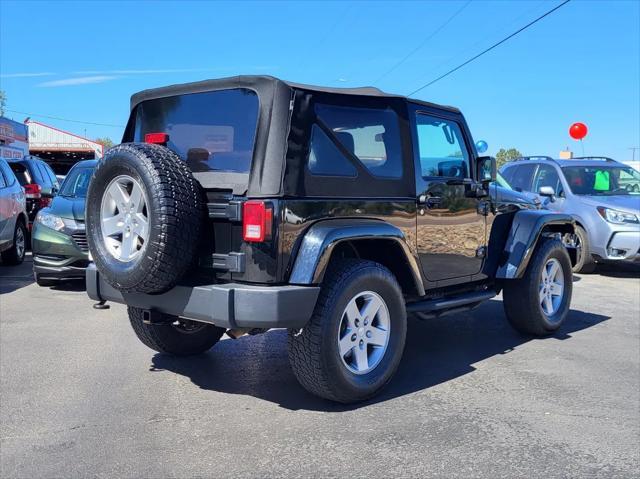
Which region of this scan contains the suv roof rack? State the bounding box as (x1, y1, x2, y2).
(571, 156, 615, 162)
(514, 156, 555, 162)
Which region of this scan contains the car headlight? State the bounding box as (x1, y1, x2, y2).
(597, 207, 639, 224)
(36, 211, 66, 231)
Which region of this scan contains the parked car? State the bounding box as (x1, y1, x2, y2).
(84, 75, 575, 403)
(8, 156, 60, 230)
(501, 156, 640, 273)
(31, 160, 95, 286)
(0, 158, 28, 265)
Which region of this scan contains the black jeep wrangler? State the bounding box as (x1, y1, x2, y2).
(85, 75, 575, 403)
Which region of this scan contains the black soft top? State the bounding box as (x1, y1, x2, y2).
(129, 75, 459, 113)
(125, 75, 463, 197)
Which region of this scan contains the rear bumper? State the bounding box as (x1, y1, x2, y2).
(86, 264, 320, 329)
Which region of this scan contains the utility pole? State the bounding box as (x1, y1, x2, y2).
(629, 147, 639, 161)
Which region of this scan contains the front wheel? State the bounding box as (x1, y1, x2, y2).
(128, 307, 225, 356)
(288, 260, 407, 403)
(503, 239, 573, 336)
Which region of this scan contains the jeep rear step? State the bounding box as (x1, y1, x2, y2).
(86, 264, 319, 329)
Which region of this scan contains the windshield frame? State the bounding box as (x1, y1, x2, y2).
(561, 164, 640, 196)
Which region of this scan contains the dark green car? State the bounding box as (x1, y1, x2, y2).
(32, 160, 96, 286)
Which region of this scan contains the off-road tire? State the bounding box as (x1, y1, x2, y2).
(34, 274, 57, 287)
(503, 239, 573, 336)
(572, 225, 596, 274)
(128, 307, 225, 355)
(288, 260, 407, 403)
(86, 143, 204, 294)
(1, 219, 26, 265)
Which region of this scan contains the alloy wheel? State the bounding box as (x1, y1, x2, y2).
(100, 175, 149, 262)
(539, 258, 565, 317)
(337, 291, 390, 374)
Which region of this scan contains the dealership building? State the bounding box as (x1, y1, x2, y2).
(25, 120, 104, 174)
(1, 116, 104, 174)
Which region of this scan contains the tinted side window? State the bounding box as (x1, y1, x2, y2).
(44, 163, 59, 187)
(307, 125, 357, 177)
(315, 104, 403, 178)
(415, 114, 470, 178)
(36, 163, 51, 186)
(509, 164, 537, 192)
(0, 164, 6, 188)
(533, 164, 563, 194)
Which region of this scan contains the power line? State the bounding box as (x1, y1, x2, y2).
(5, 108, 124, 128)
(407, 0, 571, 97)
(373, 0, 473, 85)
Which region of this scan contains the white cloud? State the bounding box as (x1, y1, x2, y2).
(38, 75, 120, 87)
(0, 72, 55, 78)
(73, 68, 214, 75)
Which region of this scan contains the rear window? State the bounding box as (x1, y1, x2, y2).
(131, 89, 259, 174)
(9, 162, 32, 186)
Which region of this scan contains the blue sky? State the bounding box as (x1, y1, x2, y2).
(1, 0, 638, 160)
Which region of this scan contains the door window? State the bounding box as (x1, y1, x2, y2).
(533, 164, 563, 195)
(0, 160, 14, 187)
(415, 114, 470, 179)
(509, 164, 537, 192)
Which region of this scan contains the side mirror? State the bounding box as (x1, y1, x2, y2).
(476, 156, 496, 184)
(539, 186, 556, 201)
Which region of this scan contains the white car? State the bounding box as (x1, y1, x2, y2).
(0, 158, 28, 265)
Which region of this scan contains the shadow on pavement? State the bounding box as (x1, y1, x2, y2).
(0, 255, 34, 294)
(150, 299, 610, 412)
(49, 280, 86, 292)
(594, 262, 640, 279)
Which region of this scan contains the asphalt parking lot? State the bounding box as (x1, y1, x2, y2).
(1, 255, 639, 478)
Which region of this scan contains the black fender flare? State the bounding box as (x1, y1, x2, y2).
(496, 210, 575, 279)
(289, 218, 425, 296)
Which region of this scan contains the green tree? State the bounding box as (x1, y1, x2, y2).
(0, 90, 6, 116)
(95, 137, 115, 148)
(495, 148, 523, 169)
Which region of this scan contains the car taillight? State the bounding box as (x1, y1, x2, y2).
(38, 197, 52, 208)
(243, 201, 273, 243)
(24, 183, 41, 199)
(145, 132, 169, 144)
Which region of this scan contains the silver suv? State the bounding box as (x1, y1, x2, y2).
(501, 156, 640, 272)
(0, 158, 28, 265)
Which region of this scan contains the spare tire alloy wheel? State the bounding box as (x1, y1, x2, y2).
(100, 175, 149, 262)
(338, 291, 390, 374)
(86, 143, 204, 294)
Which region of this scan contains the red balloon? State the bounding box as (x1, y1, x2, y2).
(569, 122, 588, 140)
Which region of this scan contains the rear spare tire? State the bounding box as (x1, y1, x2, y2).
(86, 143, 204, 294)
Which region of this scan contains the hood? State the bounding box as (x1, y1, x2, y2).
(491, 184, 542, 211)
(49, 195, 86, 222)
(578, 195, 640, 213)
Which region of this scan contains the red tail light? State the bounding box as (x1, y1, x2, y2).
(243, 201, 272, 243)
(38, 197, 52, 208)
(145, 132, 169, 144)
(24, 183, 41, 199)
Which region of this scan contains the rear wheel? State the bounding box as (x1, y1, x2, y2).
(1, 220, 26, 265)
(128, 307, 225, 356)
(288, 260, 407, 403)
(503, 239, 573, 336)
